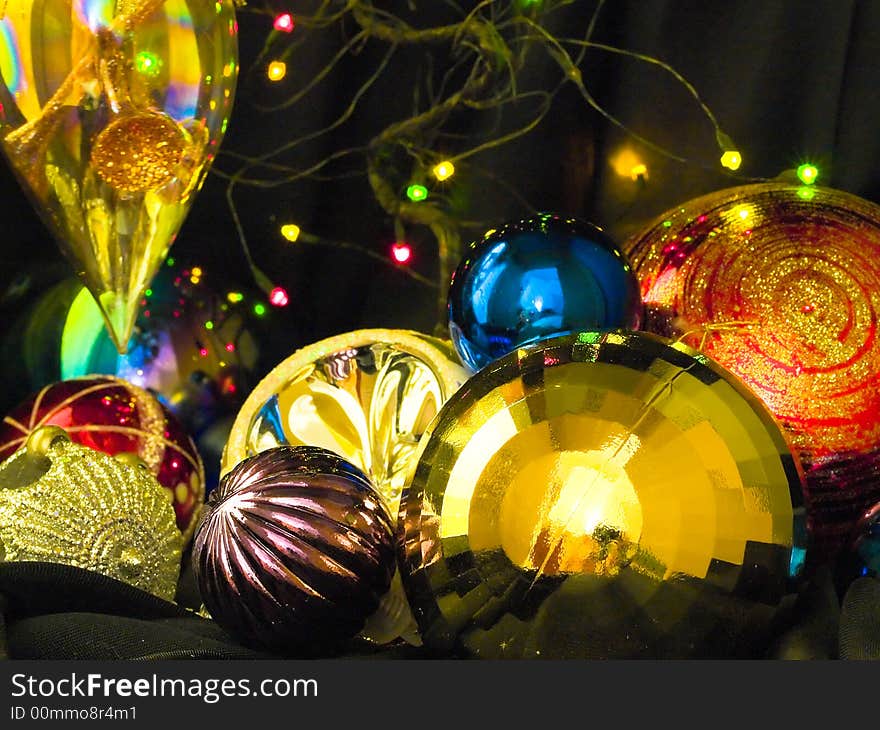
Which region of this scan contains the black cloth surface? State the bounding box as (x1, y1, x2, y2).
(0, 562, 426, 660)
(1, 560, 878, 660)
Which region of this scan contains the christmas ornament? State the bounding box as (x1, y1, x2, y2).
(625, 183, 880, 560)
(0, 375, 205, 540)
(0, 425, 182, 601)
(0, 264, 259, 438)
(398, 331, 807, 658)
(192, 445, 396, 651)
(447, 214, 642, 371)
(0, 1, 239, 353)
(223, 329, 468, 516)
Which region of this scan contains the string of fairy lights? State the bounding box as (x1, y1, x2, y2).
(215, 2, 824, 329)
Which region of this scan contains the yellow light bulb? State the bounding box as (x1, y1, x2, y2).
(611, 147, 647, 180)
(433, 161, 455, 181)
(267, 61, 287, 82)
(281, 224, 301, 242)
(629, 163, 648, 181)
(720, 150, 742, 171)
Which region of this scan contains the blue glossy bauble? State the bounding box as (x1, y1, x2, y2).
(447, 214, 642, 371)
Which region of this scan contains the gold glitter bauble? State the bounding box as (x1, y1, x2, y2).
(0, 427, 182, 601)
(624, 182, 880, 559)
(91, 112, 188, 194)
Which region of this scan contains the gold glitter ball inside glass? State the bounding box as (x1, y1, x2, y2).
(91, 112, 188, 193)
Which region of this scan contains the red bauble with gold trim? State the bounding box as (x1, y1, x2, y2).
(0, 375, 204, 540)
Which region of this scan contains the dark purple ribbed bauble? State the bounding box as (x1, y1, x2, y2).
(192, 445, 396, 652)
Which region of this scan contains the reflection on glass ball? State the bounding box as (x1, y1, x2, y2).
(223, 329, 468, 516)
(837, 502, 880, 589)
(447, 214, 642, 371)
(398, 331, 807, 658)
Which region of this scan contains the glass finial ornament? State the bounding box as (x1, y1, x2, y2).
(0, 425, 182, 601)
(193, 445, 396, 651)
(625, 183, 880, 560)
(447, 214, 642, 372)
(0, 1, 239, 353)
(398, 331, 807, 659)
(222, 329, 468, 517)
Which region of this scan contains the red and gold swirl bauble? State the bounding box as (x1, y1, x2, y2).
(0, 375, 204, 540)
(625, 182, 880, 560)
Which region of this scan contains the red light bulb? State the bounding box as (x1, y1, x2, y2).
(391, 242, 412, 264)
(269, 286, 290, 307)
(273, 13, 294, 32)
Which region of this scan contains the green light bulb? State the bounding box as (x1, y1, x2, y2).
(797, 164, 819, 185)
(406, 184, 428, 202)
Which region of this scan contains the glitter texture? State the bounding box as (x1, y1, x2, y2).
(624, 183, 880, 559)
(91, 112, 188, 193)
(0, 433, 182, 601)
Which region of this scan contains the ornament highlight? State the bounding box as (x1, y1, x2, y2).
(837, 501, 880, 587)
(448, 214, 642, 371)
(0, 375, 205, 540)
(193, 445, 396, 651)
(625, 182, 880, 559)
(223, 329, 468, 516)
(0, 1, 239, 353)
(0, 425, 182, 601)
(398, 331, 807, 658)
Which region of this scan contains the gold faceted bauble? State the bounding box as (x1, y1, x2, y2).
(624, 182, 880, 559)
(223, 329, 468, 516)
(91, 111, 188, 193)
(398, 331, 807, 658)
(0, 426, 182, 601)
